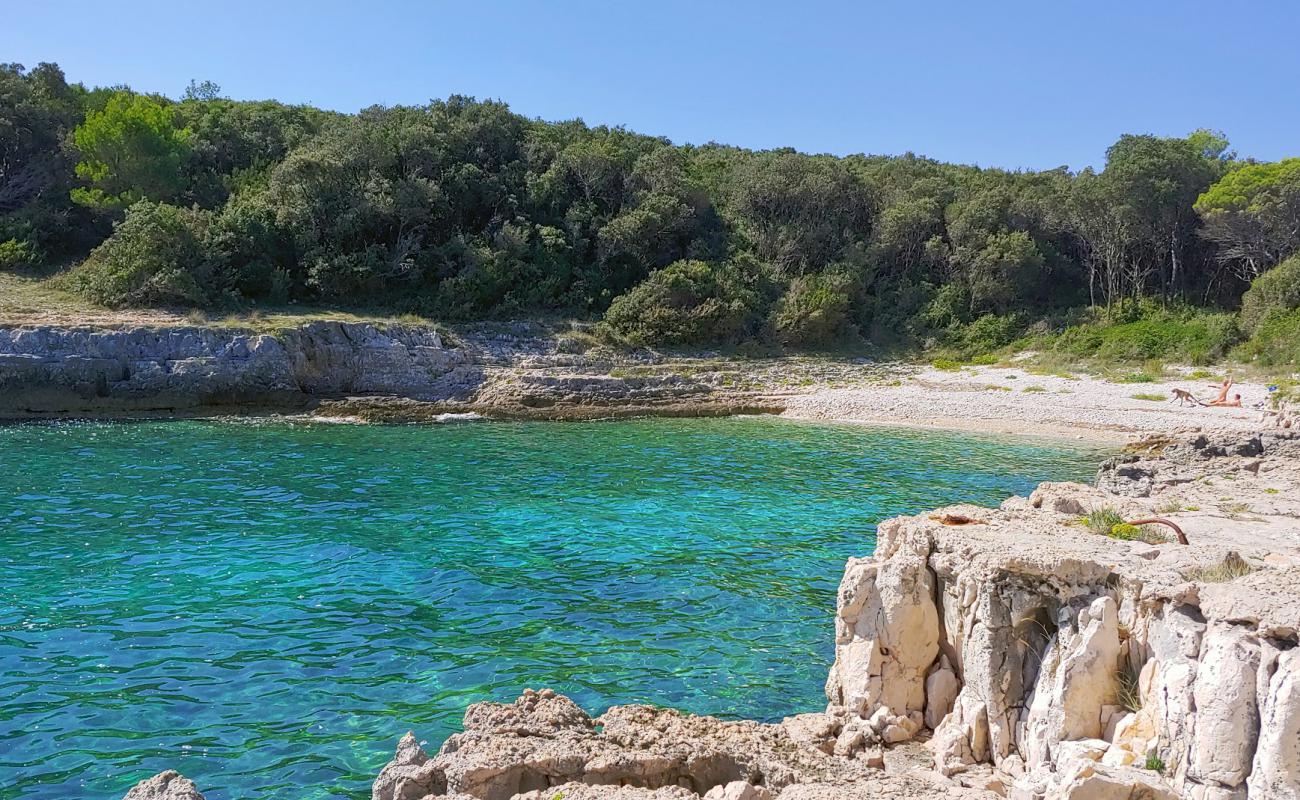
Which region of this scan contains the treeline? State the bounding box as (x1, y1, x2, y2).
(3, 62, 1299, 363)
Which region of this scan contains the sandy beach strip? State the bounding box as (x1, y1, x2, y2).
(781, 365, 1273, 443)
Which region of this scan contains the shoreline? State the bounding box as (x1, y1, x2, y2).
(0, 320, 1287, 444)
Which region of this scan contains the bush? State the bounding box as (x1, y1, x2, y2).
(770, 271, 856, 347)
(601, 259, 765, 347)
(1237, 307, 1300, 366)
(0, 238, 38, 271)
(1049, 303, 1238, 364)
(66, 200, 213, 307)
(956, 313, 1023, 355)
(1240, 254, 1300, 335)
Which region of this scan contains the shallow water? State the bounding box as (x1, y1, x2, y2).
(0, 417, 1104, 799)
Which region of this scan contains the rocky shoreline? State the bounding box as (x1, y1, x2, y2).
(2, 320, 1286, 443)
(113, 428, 1299, 800)
(0, 321, 801, 422)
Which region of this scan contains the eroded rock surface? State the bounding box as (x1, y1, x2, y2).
(826, 431, 1300, 799)
(0, 322, 476, 415)
(121, 771, 204, 800)
(370, 689, 990, 800)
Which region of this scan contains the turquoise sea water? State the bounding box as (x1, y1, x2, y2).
(0, 417, 1104, 800)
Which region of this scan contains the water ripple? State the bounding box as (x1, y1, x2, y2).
(0, 417, 1104, 800)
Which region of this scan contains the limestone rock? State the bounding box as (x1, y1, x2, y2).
(702, 781, 773, 800)
(1188, 625, 1260, 789)
(371, 689, 973, 800)
(0, 322, 474, 416)
(780, 713, 840, 755)
(826, 529, 939, 722)
(1046, 761, 1178, 799)
(825, 428, 1300, 799)
(1247, 647, 1300, 798)
(1026, 482, 1112, 515)
(122, 771, 205, 800)
(923, 656, 961, 730)
(514, 785, 694, 799)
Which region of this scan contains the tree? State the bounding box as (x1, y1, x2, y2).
(1239, 253, 1300, 334)
(727, 151, 873, 275)
(1098, 131, 1229, 298)
(1195, 158, 1300, 280)
(183, 79, 222, 102)
(71, 91, 191, 208)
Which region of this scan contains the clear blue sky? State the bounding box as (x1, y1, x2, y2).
(7, 0, 1298, 170)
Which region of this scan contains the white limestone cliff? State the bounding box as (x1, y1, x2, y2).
(824, 431, 1300, 799)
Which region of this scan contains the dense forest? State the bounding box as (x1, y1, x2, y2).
(3, 62, 1299, 364)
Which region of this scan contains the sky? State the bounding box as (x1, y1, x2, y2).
(7, 0, 1299, 171)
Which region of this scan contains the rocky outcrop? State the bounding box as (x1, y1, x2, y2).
(825, 432, 1300, 799)
(0, 322, 785, 419)
(122, 771, 204, 800)
(369, 688, 990, 800)
(0, 322, 477, 415)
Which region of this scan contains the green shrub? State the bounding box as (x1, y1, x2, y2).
(1108, 522, 1170, 544)
(1132, 393, 1165, 401)
(770, 271, 856, 347)
(1050, 303, 1238, 365)
(931, 358, 963, 371)
(1240, 254, 1300, 335)
(1237, 307, 1300, 366)
(602, 259, 765, 347)
(0, 238, 38, 271)
(958, 313, 1023, 354)
(1081, 507, 1124, 535)
(66, 200, 214, 308)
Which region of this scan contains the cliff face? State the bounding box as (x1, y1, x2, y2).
(0, 323, 476, 415)
(827, 431, 1300, 799)
(0, 322, 769, 419)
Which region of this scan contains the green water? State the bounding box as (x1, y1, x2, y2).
(0, 417, 1104, 799)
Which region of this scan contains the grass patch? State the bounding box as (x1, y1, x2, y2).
(1082, 507, 1169, 543)
(1144, 754, 1166, 775)
(1107, 523, 1171, 544)
(1081, 507, 1125, 535)
(1182, 553, 1253, 584)
(1220, 501, 1252, 517)
(931, 358, 963, 371)
(1022, 385, 1047, 393)
(1116, 372, 1159, 384)
(986, 384, 1013, 391)
(1131, 392, 1166, 401)
(1117, 661, 1143, 713)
